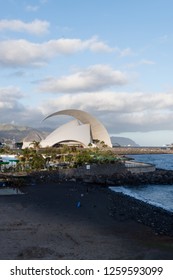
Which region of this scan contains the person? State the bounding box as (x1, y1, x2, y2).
(76, 201, 81, 208)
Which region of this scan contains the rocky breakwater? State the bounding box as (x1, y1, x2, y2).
(25, 165, 173, 186)
(106, 169, 173, 186)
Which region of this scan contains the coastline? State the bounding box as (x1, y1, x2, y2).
(112, 147, 173, 154)
(0, 180, 173, 260)
(109, 189, 173, 236)
(1, 151, 173, 260)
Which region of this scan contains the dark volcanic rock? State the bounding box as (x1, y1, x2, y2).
(109, 191, 173, 236)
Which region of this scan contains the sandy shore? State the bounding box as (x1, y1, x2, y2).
(0, 181, 173, 260)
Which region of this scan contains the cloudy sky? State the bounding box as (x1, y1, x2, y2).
(1, 0, 173, 146)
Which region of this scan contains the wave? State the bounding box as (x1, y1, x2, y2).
(109, 185, 173, 213)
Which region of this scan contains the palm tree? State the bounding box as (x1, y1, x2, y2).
(29, 141, 41, 151)
(19, 148, 32, 171)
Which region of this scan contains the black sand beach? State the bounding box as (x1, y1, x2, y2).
(0, 181, 173, 260)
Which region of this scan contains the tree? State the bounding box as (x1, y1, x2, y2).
(30, 154, 45, 170)
(29, 141, 41, 151)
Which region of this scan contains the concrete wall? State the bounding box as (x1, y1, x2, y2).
(58, 162, 126, 180)
(125, 161, 155, 173)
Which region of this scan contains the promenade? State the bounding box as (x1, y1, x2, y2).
(112, 147, 173, 155)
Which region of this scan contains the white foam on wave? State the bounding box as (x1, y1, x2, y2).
(0, 188, 24, 195)
(109, 186, 173, 213)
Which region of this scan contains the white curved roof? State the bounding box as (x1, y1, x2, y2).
(43, 109, 112, 147)
(40, 119, 91, 148)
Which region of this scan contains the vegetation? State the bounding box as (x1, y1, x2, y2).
(0, 143, 121, 173)
(0, 146, 14, 155)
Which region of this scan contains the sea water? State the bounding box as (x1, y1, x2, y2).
(110, 185, 173, 212)
(129, 153, 173, 170)
(0, 188, 24, 195)
(110, 154, 173, 213)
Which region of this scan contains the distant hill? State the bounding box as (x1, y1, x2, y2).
(0, 124, 49, 142)
(111, 136, 139, 147)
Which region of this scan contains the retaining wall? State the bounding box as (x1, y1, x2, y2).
(125, 161, 155, 173)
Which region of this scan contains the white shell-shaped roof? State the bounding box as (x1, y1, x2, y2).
(43, 109, 112, 147)
(40, 119, 91, 148)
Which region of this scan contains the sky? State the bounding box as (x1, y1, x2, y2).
(0, 0, 173, 146)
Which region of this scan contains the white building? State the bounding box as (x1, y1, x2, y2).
(23, 109, 112, 148)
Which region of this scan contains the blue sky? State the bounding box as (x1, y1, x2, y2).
(1, 0, 173, 146)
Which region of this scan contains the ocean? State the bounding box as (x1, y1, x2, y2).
(110, 153, 173, 213)
(129, 153, 173, 170)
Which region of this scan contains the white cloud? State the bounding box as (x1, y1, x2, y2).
(0, 86, 43, 126)
(0, 40, 44, 67)
(45, 36, 114, 54)
(140, 59, 155, 65)
(119, 48, 133, 57)
(1, 85, 173, 134)
(40, 91, 173, 133)
(26, 5, 39, 12)
(26, 0, 49, 12)
(0, 37, 114, 67)
(39, 65, 128, 93)
(0, 86, 24, 100)
(0, 19, 49, 35)
(0, 86, 24, 111)
(125, 59, 155, 69)
(87, 37, 114, 52)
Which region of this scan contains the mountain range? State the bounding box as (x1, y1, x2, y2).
(0, 124, 49, 143)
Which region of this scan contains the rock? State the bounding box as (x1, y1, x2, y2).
(109, 190, 173, 237)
